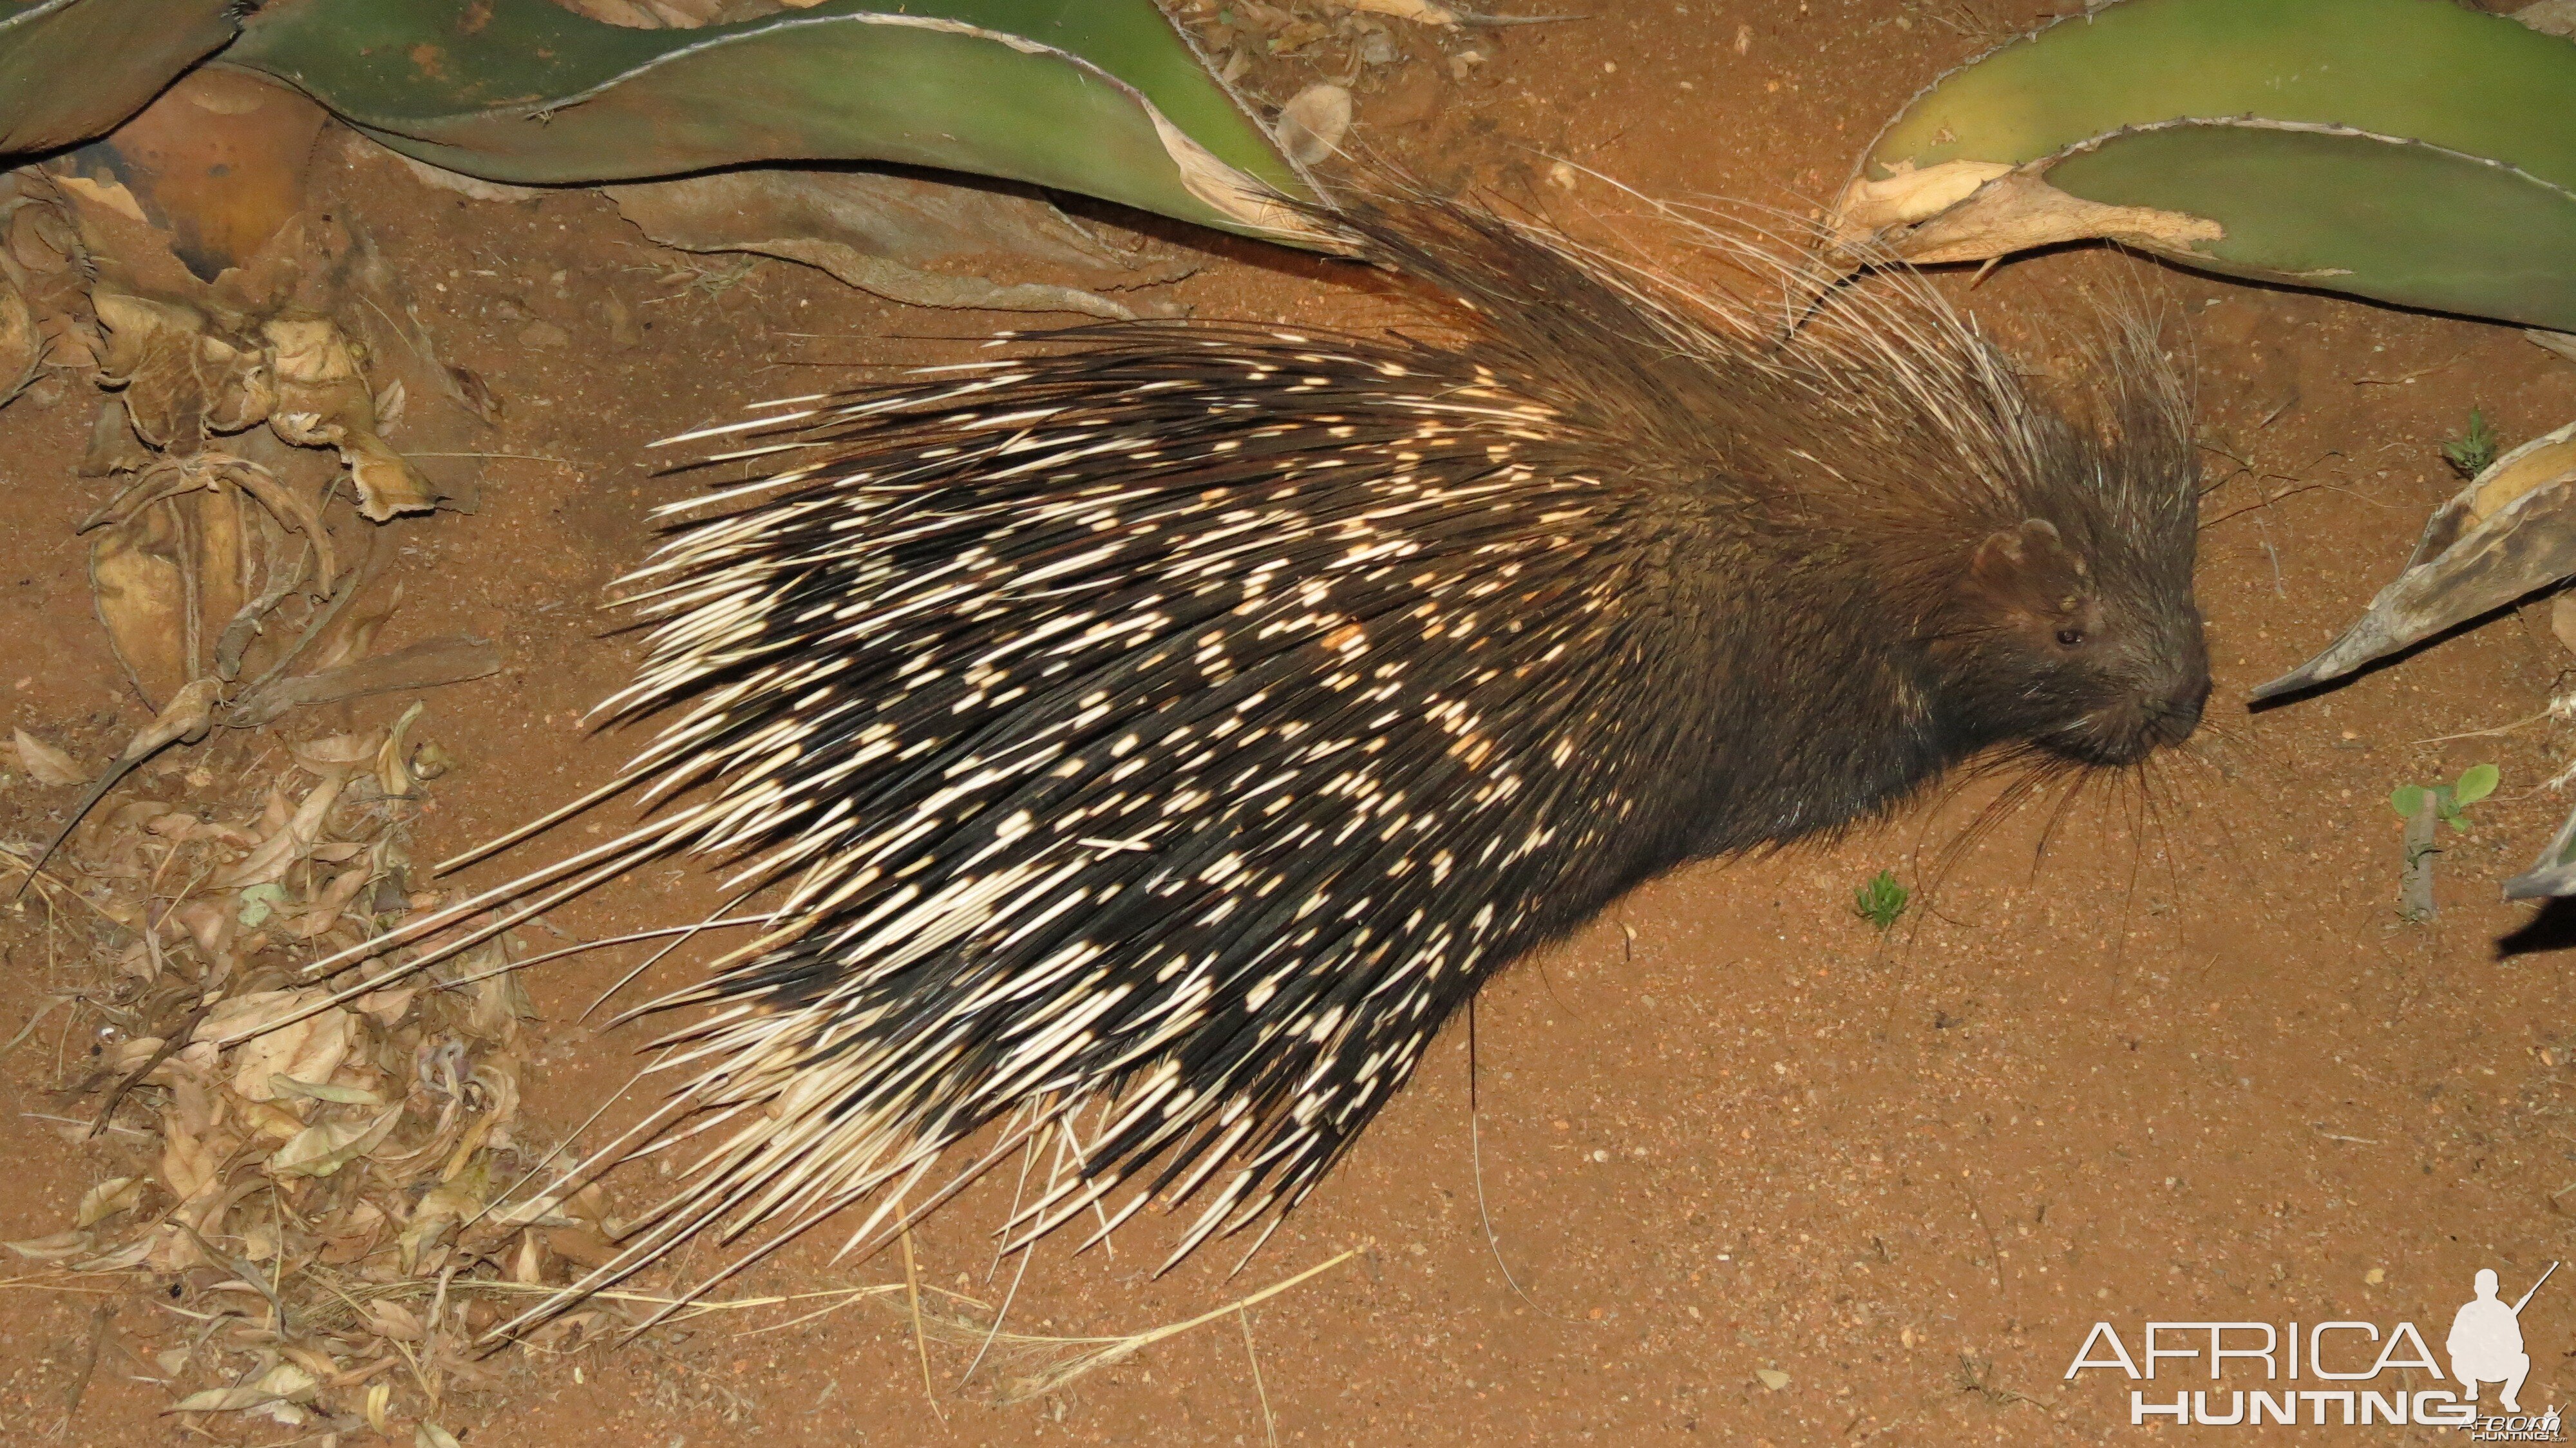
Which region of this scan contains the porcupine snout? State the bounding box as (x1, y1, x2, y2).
(2089, 599, 2212, 765)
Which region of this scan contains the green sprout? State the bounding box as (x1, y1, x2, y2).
(1854, 870, 1909, 932)
(2389, 763, 2500, 833)
(2441, 409, 2500, 479)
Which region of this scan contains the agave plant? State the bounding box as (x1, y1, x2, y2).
(0, 0, 1324, 243)
(1828, 0, 2576, 332)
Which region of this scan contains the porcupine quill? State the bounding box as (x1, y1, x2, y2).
(258, 191, 2210, 1331)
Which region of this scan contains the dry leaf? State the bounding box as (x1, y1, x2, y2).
(364, 1299, 427, 1342)
(272, 1074, 385, 1107)
(158, 1126, 221, 1204)
(509, 1230, 547, 1284)
(212, 992, 354, 1101)
(286, 864, 375, 939)
(268, 1105, 402, 1179)
(14, 727, 86, 785)
(243, 1100, 306, 1140)
(264, 316, 439, 519)
(171, 1363, 315, 1413)
(79, 502, 198, 705)
(75, 1176, 146, 1228)
(292, 728, 387, 779)
(1, 1230, 93, 1261)
(173, 900, 238, 961)
(1332, 0, 1460, 22)
(378, 700, 428, 797)
(105, 1036, 166, 1074)
(91, 292, 271, 448)
(0, 269, 36, 401)
(211, 775, 345, 888)
(75, 1232, 162, 1273)
(1276, 84, 1353, 166)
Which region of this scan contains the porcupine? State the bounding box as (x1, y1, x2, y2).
(309, 191, 2210, 1321)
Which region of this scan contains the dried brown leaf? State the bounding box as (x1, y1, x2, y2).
(0, 267, 39, 403)
(14, 727, 86, 786)
(202, 989, 354, 1100)
(1276, 84, 1354, 166)
(76, 1232, 162, 1272)
(75, 1176, 146, 1228)
(169, 1363, 314, 1413)
(2, 1230, 94, 1261)
(158, 1126, 220, 1203)
(363, 1298, 426, 1342)
(268, 1105, 401, 1179)
(211, 775, 345, 888)
(173, 900, 238, 960)
(292, 728, 386, 779)
(378, 700, 428, 798)
(91, 292, 271, 448)
(264, 316, 439, 520)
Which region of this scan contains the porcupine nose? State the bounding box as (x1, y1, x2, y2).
(2155, 672, 2211, 744)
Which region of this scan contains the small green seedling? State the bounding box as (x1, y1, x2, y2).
(2442, 409, 2500, 479)
(1854, 870, 1909, 932)
(2389, 763, 2498, 922)
(2389, 762, 2500, 833)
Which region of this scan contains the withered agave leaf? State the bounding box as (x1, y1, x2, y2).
(91, 292, 271, 447)
(0, 267, 38, 405)
(605, 169, 1193, 319)
(2253, 419, 2576, 699)
(88, 489, 203, 709)
(263, 317, 439, 520)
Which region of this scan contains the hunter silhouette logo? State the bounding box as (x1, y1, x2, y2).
(2454, 1264, 2553, 1415)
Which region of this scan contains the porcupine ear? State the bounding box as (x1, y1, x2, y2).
(1960, 518, 2088, 619)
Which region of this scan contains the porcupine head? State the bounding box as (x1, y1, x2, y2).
(383, 194, 2211, 1328)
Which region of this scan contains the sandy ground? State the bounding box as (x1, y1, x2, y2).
(8, 1, 2576, 1443)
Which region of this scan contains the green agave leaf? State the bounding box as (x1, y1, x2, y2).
(218, 0, 1324, 243)
(2045, 122, 2576, 330)
(1861, 0, 2576, 187)
(1832, 0, 2576, 330)
(0, 0, 242, 155)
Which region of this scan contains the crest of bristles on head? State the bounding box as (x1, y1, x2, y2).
(296, 192, 2206, 1331)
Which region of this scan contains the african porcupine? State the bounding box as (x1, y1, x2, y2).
(302, 194, 2208, 1315)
